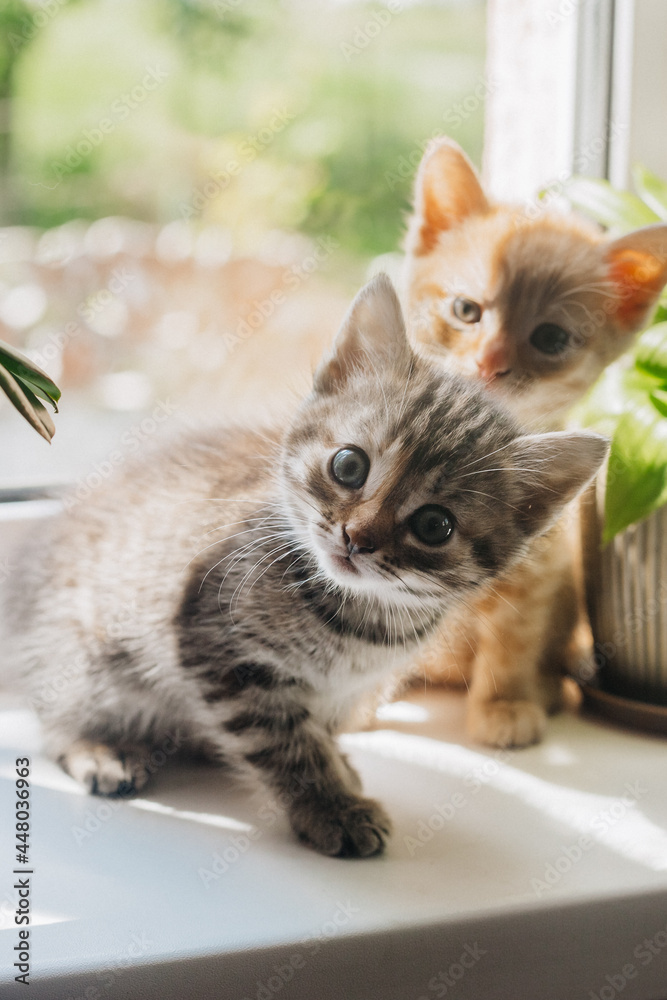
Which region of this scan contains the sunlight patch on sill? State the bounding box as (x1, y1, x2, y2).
(1, 908, 74, 932)
(342, 729, 667, 872)
(375, 700, 429, 723)
(541, 744, 578, 767)
(31, 910, 75, 928)
(128, 798, 256, 833)
(0, 709, 41, 749)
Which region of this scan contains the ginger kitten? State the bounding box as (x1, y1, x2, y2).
(10, 276, 606, 856)
(402, 138, 667, 747)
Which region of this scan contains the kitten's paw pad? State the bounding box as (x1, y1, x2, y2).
(467, 700, 547, 748)
(59, 741, 150, 796)
(291, 796, 392, 858)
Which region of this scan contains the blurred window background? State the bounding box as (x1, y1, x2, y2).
(0, 0, 486, 491)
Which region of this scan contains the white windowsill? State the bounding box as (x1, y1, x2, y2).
(1, 502, 666, 998)
(0, 499, 62, 557)
(1, 677, 667, 999)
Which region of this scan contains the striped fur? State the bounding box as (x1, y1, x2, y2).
(9, 276, 606, 856)
(403, 138, 667, 747)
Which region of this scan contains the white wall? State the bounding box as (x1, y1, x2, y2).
(483, 0, 578, 201)
(484, 0, 667, 199)
(621, 0, 667, 186)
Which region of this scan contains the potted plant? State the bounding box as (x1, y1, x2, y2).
(565, 168, 667, 725)
(0, 340, 60, 442)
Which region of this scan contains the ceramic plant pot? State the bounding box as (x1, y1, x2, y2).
(581, 479, 667, 730)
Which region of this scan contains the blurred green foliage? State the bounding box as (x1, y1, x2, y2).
(2, 0, 486, 260)
(568, 167, 667, 540)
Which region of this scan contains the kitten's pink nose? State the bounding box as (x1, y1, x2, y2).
(342, 524, 376, 555)
(475, 343, 512, 382)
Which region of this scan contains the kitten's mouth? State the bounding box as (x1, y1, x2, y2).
(311, 529, 384, 591)
(330, 553, 360, 575)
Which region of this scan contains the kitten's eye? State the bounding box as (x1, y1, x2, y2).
(530, 323, 570, 355)
(453, 297, 482, 324)
(331, 447, 370, 489)
(409, 505, 455, 546)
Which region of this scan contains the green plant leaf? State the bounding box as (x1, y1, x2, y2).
(649, 388, 667, 418)
(635, 322, 667, 379)
(572, 359, 660, 437)
(564, 176, 659, 232)
(603, 402, 667, 542)
(0, 340, 61, 410)
(632, 165, 667, 221)
(570, 165, 667, 541)
(0, 365, 56, 443)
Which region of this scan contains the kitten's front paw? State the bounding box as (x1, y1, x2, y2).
(290, 795, 392, 858)
(58, 740, 150, 796)
(467, 699, 547, 748)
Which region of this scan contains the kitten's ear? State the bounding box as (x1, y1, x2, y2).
(313, 274, 412, 393)
(605, 223, 667, 332)
(407, 137, 489, 256)
(510, 431, 608, 536)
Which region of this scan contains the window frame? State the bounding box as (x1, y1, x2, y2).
(0, 0, 655, 540)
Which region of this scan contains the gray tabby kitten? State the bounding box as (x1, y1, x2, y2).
(12, 275, 606, 858)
